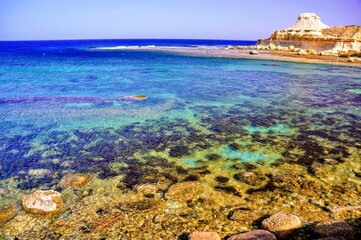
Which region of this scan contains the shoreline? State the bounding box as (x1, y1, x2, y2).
(95, 46, 361, 68)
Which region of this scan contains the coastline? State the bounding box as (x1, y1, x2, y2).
(96, 46, 361, 68)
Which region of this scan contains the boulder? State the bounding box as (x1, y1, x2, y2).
(261, 212, 302, 239)
(312, 221, 355, 239)
(188, 231, 221, 240)
(268, 44, 276, 50)
(228, 230, 276, 240)
(22, 190, 63, 215)
(338, 50, 348, 57)
(59, 173, 90, 189)
(297, 49, 307, 55)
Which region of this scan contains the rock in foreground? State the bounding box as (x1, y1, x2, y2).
(312, 220, 355, 239)
(188, 231, 221, 240)
(261, 212, 302, 239)
(228, 230, 276, 240)
(22, 190, 63, 215)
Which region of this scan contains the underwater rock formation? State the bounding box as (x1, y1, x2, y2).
(59, 173, 91, 189)
(257, 13, 361, 54)
(22, 190, 63, 215)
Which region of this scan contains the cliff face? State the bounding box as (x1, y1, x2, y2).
(257, 13, 361, 53)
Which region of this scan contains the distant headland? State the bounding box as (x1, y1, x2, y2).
(257, 13, 361, 57)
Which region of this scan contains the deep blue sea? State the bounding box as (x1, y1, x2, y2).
(0, 39, 360, 187)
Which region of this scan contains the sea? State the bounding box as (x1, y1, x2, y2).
(0, 39, 360, 238)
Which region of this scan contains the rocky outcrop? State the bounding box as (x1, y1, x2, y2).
(22, 190, 64, 215)
(257, 13, 361, 54)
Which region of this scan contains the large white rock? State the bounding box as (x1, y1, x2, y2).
(22, 190, 64, 215)
(287, 13, 329, 31)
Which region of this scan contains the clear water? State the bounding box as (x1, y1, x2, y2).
(0, 39, 360, 190)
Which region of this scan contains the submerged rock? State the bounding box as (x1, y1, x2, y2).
(261, 212, 302, 239)
(312, 220, 355, 239)
(28, 168, 51, 178)
(234, 172, 257, 185)
(22, 190, 63, 215)
(165, 182, 203, 202)
(134, 183, 157, 197)
(119, 95, 147, 101)
(59, 173, 91, 189)
(228, 230, 276, 240)
(188, 231, 221, 240)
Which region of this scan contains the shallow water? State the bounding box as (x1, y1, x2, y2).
(0, 40, 360, 239)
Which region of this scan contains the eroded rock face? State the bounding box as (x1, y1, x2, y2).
(228, 230, 276, 240)
(312, 221, 355, 239)
(261, 212, 302, 239)
(59, 173, 90, 189)
(257, 13, 361, 53)
(22, 190, 63, 215)
(188, 231, 221, 240)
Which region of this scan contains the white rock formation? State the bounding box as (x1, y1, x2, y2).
(287, 13, 329, 31)
(257, 13, 361, 54)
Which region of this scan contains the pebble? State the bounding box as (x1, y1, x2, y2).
(188, 231, 221, 240)
(312, 220, 355, 239)
(22, 190, 64, 215)
(261, 212, 302, 239)
(228, 230, 276, 240)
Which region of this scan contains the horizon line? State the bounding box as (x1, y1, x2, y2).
(0, 38, 258, 42)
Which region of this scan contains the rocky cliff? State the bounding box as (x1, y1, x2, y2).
(257, 13, 361, 54)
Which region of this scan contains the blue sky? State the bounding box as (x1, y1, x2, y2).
(1, 0, 360, 40)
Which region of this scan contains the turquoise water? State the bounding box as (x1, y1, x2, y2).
(0, 40, 360, 190)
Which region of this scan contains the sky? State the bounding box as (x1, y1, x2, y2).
(0, 0, 360, 41)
